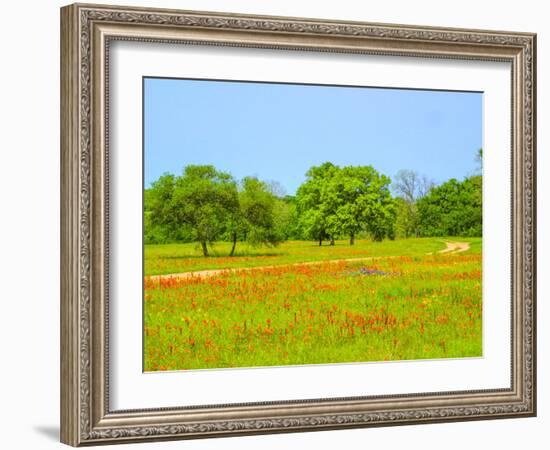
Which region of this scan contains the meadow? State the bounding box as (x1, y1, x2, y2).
(143, 238, 469, 275)
(143, 238, 482, 371)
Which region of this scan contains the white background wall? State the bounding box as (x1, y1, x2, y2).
(0, 1, 546, 449)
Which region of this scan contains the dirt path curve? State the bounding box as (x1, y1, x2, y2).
(437, 241, 470, 254)
(147, 241, 470, 283)
(147, 256, 380, 283)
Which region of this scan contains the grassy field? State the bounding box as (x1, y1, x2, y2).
(144, 238, 482, 371)
(143, 237, 479, 275)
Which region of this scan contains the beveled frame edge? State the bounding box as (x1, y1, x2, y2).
(60, 2, 536, 446)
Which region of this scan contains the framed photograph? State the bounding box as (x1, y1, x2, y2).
(60, 3, 536, 446)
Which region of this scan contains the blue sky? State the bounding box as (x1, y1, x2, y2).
(144, 77, 482, 195)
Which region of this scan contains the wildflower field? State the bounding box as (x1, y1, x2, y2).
(143, 238, 482, 371)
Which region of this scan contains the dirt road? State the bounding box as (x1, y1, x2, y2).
(146, 241, 471, 283)
(438, 241, 470, 254)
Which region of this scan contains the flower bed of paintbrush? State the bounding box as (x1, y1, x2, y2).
(144, 252, 481, 371)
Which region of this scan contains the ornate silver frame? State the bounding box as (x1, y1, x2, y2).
(60, 3, 536, 446)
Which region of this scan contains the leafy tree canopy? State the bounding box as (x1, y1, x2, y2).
(417, 175, 482, 237)
(144, 151, 482, 253)
(148, 165, 239, 256)
(296, 163, 396, 244)
(226, 176, 282, 256)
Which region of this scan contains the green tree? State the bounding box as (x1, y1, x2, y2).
(149, 165, 239, 256)
(145, 174, 179, 244)
(392, 169, 433, 238)
(145, 185, 196, 244)
(329, 166, 395, 244)
(272, 197, 299, 241)
(417, 175, 482, 237)
(228, 177, 282, 256)
(296, 163, 395, 245)
(393, 197, 416, 239)
(295, 162, 339, 245)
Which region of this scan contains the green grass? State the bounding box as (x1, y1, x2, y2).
(144, 237, 481, 275)
(144, 237, 482, 371)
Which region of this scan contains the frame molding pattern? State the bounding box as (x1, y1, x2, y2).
(87, 404, 531, 441)
(61, 3, 536, 446)
(78, 9, 93, 441)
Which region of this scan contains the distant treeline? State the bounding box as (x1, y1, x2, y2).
(145, 154, 482, 256)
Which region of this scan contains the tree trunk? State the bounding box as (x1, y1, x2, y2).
(229, 232, 237, 257)
(330, 235, 335, 246)
(350, 233, 355, 246)
(319, 238, 322, 246)
(201, 241, 209, 257)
